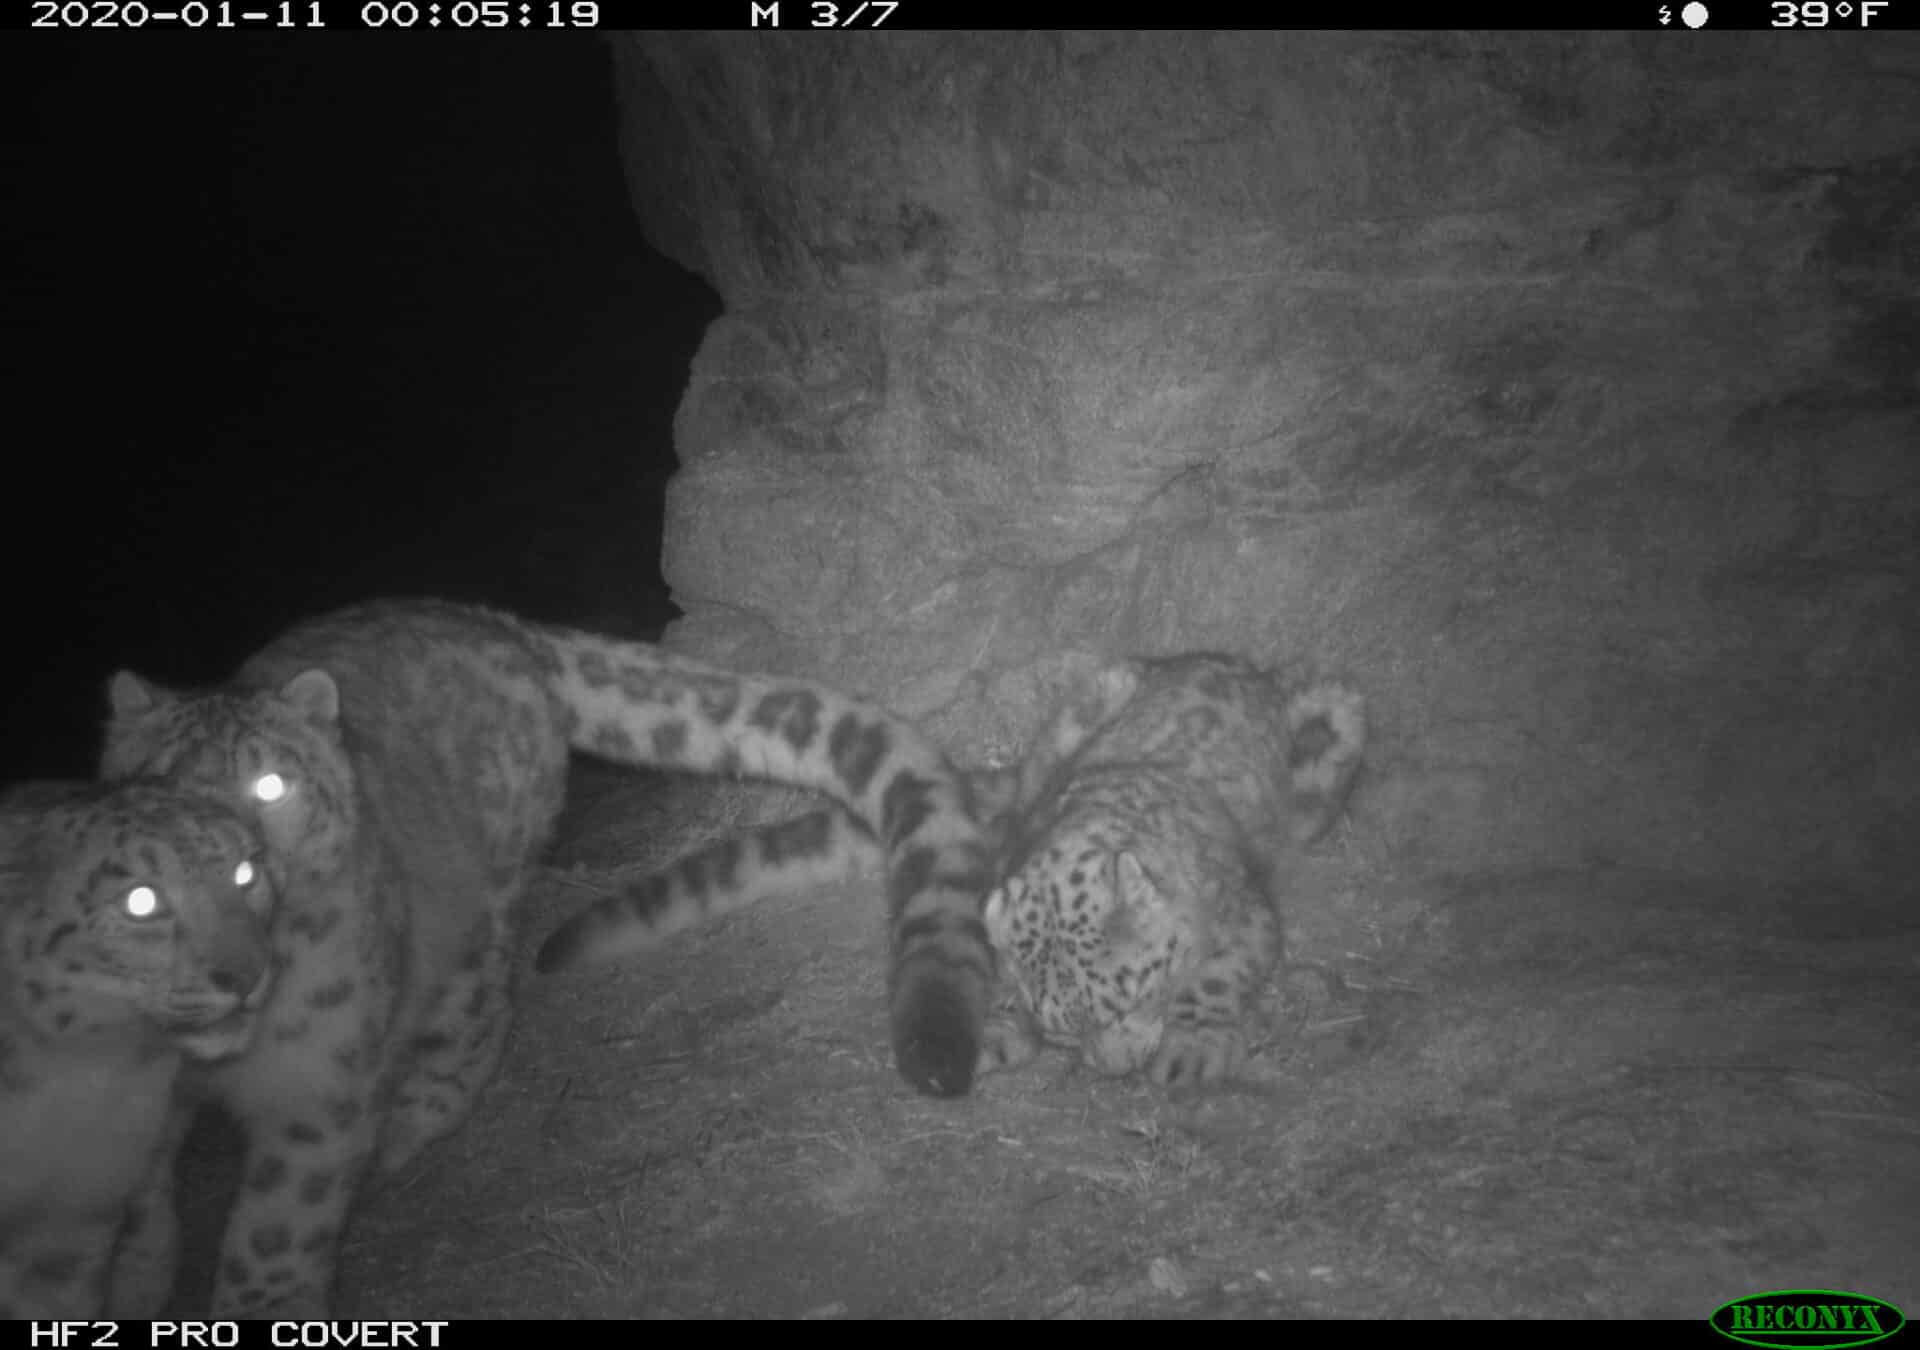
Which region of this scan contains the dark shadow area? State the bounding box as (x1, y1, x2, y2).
(7, 38, 719, 781)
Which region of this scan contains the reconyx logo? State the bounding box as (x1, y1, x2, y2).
(1712, 1290, 1906, 1349)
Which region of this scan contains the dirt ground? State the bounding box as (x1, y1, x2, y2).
(171, 761, 1920, 1320)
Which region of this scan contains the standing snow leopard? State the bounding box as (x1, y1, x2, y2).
(97, 596, 998, 1316)
(537, 652, 1364, 1086)
(0, 780, 275, 1318)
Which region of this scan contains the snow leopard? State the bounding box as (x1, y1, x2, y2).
(98, 596, 997, 1315)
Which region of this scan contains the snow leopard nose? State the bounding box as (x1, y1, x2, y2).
(205, 915, 273, 1005)
(207, 959, 255, 991)
(207, 956, 270, 1003)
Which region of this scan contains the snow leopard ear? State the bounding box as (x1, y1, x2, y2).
(1100, 850, 1163, 944)
(107, 669, 170, 718)
(984, 880, 1010, 921)
(983, 877, 1022, 940)
(279, 668, 341, 726)
(1115, 850, 1160, 904)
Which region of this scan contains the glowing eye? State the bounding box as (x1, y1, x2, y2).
(233, 858, 257, 888)
(124, 885, 164, 920)
(251, 773, 288, 805)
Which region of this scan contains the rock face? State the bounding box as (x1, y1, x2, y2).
(611, 33, 1920, 896)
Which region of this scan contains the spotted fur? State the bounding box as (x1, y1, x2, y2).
(0, 780, 274, 1318)
(97, 596, 994, 1316)
(979, 656, 1365, 1086)
(534, 655, 1142, 985)
(539, 653, 1363, 1089)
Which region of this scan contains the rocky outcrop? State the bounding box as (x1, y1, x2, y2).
(612, 33, 1920, 897)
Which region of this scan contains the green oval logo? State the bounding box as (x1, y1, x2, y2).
(1712, 1290, 1906, 1349)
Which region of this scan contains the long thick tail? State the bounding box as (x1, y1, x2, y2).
(542, 625, 948, 825)
(535, 809, 878, 972)
(535, 624, 998, 1097)
(1284, 682, 1367, 845)
(877, 661, 1137, 1097)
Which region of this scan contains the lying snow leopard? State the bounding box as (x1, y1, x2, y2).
(980, 657, 1365, 1085)
(538, 653, 1364, 1086)
(0, 779, 275, 1318)
(98, 596, 997, 1316)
